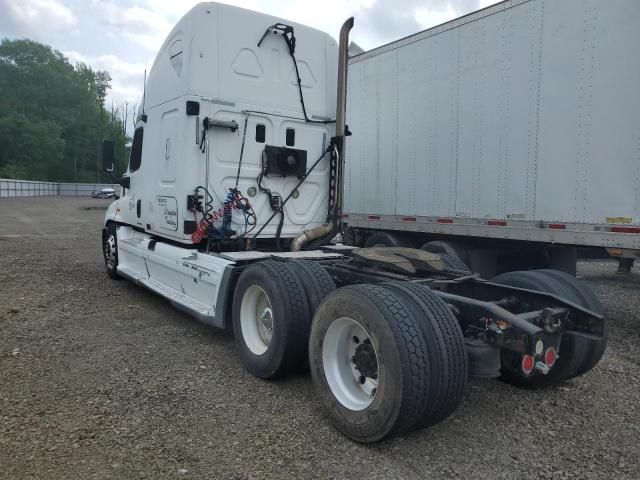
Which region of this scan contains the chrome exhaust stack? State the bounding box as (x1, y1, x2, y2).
(335, 17, 354, 148)
(333, 17, 354, 222)
(291, 17, 354, 251)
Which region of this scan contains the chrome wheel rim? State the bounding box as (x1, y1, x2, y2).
(322, 317, 379, 411)
(240, 285, 273, 355)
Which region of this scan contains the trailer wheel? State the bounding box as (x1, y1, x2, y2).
(232, 260, 311, 379)
(491, 269, 607, 388)
(364, 231, 409, 248)
(103, 223, 120, 279)
(383, 282, 468, 429)
(309, 284, 430, 443)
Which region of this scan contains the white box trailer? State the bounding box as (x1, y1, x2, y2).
(344, 0, 640, 276)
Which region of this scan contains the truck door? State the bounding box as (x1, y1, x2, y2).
(154, 110, 180, 233)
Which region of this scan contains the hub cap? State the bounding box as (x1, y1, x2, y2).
(322, 317, 379, 411)
(240, 285, 273, 355)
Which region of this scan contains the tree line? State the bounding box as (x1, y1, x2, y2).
(0, 38, 130, 182)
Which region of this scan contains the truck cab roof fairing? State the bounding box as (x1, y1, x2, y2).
(143, 2, 338, 119)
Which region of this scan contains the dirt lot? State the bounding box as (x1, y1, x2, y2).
(1, 197, 639, 479)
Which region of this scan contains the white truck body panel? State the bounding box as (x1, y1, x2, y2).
(345, 0, 640, 251)
(108, 2, 338, 244)
(103, 3, 343, 327)
(114, 224, 341, 328)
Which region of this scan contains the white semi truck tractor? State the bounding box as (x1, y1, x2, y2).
(101, 2, 607, 443)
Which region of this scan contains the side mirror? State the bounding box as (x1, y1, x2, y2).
(102, 140, 115, 173)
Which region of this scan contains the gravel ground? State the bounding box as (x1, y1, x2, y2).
(1, 197, 639, 480)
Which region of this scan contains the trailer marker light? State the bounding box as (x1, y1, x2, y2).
(548, 224, 566, 230)
(402, 216, 416, 222)
(488, 220, 507, 226)
(611, 226, 640, 234)
(368, 215, 380, 220)
(544, 347, 557, 367)
(438, 218, 454, 224)
(521, 354, 535, 375)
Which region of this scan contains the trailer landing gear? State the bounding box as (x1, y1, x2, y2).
(617, 258, 635, 275)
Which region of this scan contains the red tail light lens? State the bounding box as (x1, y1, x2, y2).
(521, 354, 535, 375)
(544, 347, 557, 367)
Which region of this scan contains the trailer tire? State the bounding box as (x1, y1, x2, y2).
(103, 223, 120, 280)
(364, 231, 409, 248)
(382, 282, 467, 429)
(420, 240, 469, 265)
(491, 269, 607, 388)
(309, 284, 430, 443)
(439, 254, 472, 275)
(232, 260, 312, 379)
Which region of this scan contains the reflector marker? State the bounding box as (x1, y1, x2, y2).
(610, 226, 640, 234)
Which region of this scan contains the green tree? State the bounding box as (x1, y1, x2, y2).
(0, 38, 130, 182)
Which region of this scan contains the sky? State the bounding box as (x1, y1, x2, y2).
(0, 0, 500, 109)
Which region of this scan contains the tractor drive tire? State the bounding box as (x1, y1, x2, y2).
(383, 282, 468, 429)
(309, 284, 432, 443)
(491, 269, 607, 388)
(286, 260, 337, 373)
(287, 260, 336, 315)
(232, 260, 312, 379)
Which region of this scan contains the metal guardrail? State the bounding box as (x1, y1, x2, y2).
(0, 179, 119, 198)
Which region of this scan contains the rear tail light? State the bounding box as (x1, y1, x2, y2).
(521, 354, 535, 375)
(544, 347, 557, 367)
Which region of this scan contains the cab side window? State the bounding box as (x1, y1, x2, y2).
(129, 127, 144, 172)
